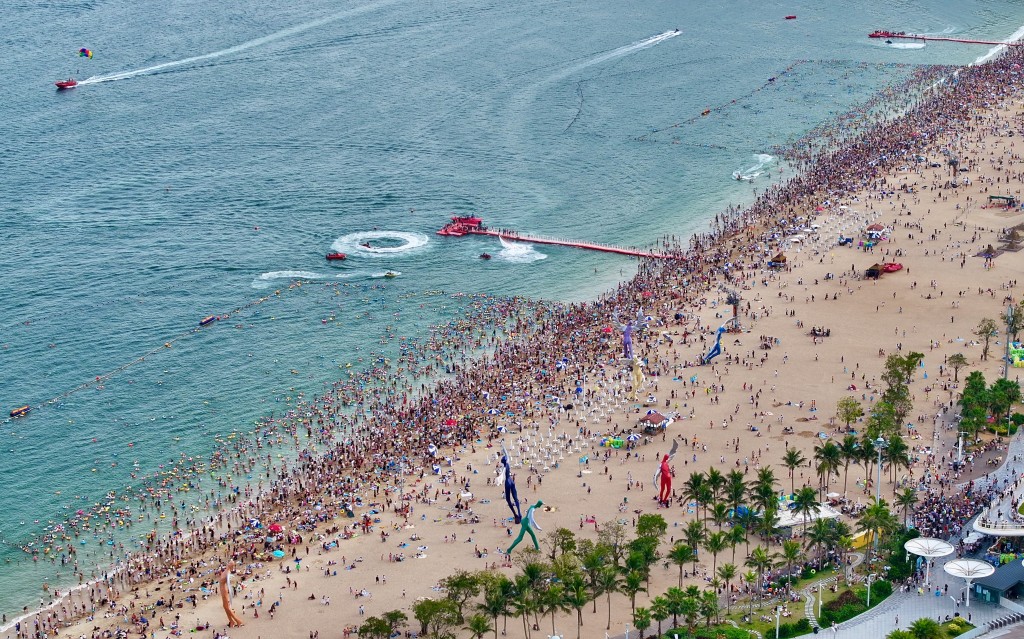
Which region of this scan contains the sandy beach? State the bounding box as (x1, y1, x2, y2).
(13, 44, 1024, 639)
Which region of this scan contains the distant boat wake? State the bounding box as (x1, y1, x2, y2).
(559, 30, 681, 78)
(78, 0, 398, 85)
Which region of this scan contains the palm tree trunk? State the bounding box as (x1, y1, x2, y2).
(606, 592, 613, 630)
(576, 609, 583, 639)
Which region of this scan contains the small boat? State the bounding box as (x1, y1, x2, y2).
(199, 316, 218, 327)
(10, 405, 31, 418)
(360, 242, 371, 248)
(882, 262, 904, 273)
(55, 79, 78, 90)
(785, 15, 797, 20)
(326, 252, 347, 261)
(383, 271, 398, 278)
(479, 253, 491, 260)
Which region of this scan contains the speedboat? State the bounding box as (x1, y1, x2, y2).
(326, 252, 347, 261)
(55, 78, 77, 90)
(785, 15, 796, 20)
(384, 271, 398, 278)
(479, 253, 491, 260)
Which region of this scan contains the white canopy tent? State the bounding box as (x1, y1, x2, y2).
(775, 504, 843, 534)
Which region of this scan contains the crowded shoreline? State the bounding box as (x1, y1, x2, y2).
(9, 41, 1024, 639)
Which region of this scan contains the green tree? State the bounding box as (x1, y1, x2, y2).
(885, 435, 911, 497)
(581, 543, 610, 613)
(780, 540, 802, 590)
(742, 570, 759, 616)
(1007, 299, 1024, 341)
(539, 582, 568, 637)
(988, 378, 1022, 424)
(683, 520, 706, 572)
(814, 441, 842, 498)
(909, 617, 944, 639)
(716, 563, 737, 613)
(650, 596, 670, 637)
(895, 488, 918, 527)
(413, 598, 460, 639)
(360, 616, 396, 639)
(699, 589, 720, 627)
(622, 570, 646, 616)
(597, 565, 623, 630)
(783, 448, 806, 495)
(703, 530, 729, 577)
(725, 470, 748, 515)
(561, 574, 589, 639)
(837, 396, 865, 431)
(975, 318, 999, 361)
(706, 468, 726, 503)
(886, 631, 915, 639)
(440, 570, 481, 622)
(633, 606, 652, 639)
(464, 613, 493, 639)
(793, 485, 820, 536)
(745, 546, 776, 602)
(544, 527, 578, 562)
(857, 497, 899, 548)
(839, 434, 861, 496)
(960, 371, 989, 436)
(477, 575, 512, 639)
(636, 513, 668, 541)
(946, 353, 968, 382)
(668, 542, 694, 588)
(727, 520, 747, 564)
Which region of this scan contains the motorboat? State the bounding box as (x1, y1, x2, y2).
(9, 405, 30, 418)
(785, 15, 796, 20)
(384, 271, 398, 278)
(326, 252, 347, 261)
(55, 78, 78, 90)
(437, 215, 485, 236)
(479, 253, 491, 260)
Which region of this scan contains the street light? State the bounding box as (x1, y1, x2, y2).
(874, 437, 888, 503)
(866, 573, 878, 608)
(818, 581, 823, 618)
(774, 605, 783, 639)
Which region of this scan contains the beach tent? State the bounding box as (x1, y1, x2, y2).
(639, 410, 671, 433)
(775, 504, 842, 536)
(768, 252, 787, 268)
(865, 263, 883, 279)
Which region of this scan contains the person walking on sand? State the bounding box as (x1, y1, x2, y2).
(507, 500, 544, 554)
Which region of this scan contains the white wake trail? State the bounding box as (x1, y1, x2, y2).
(559, 30, 681, 78)
(79, 0, 400, 85)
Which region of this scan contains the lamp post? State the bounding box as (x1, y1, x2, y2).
(866, 573, 878, 608)
(774, 605, 783, 639)
(874, 437, 887, 503)
(818, 581, 823, 617)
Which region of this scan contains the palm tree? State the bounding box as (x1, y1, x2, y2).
(745, 546, 776, 603)
(633, 606, 652, 639)
(909, 617, 945, 639)
(696, 484, 715, 528)
(622, 571, 646, 617)
(717, 563, 737, 613)
(682, 472, 706, 516)
(805, 518, 836, 565)
(664, 586, 685, 628)
(708, 502, 730, 530)
(727, 521, 747, 564)
(706, 468, 726, 503)
(756, 505, 780, 540)
(782, 448, 806, 495)
(857, 497, 899, 548)
(465, 613, 494, 639)
(561, 575, 589, 639)
(725, 470, 748, 515)
(742, 570, 759, 616)
(650, 596, 670, 637)
(540, 583, 567, 637)
(704, 531, 729, 577)
(668, 542, 694, 587)
(597, 565, 623, 630)
(814, 442, 842, 498)
(885, 435, 911, 497)
(859, 435, 877, 493)
(477, 576, 512, 639)
(680, 591, 701, 633)
(683, 520, 706, 573)
(510, 574, 537, 639)
(581, 545, 608, 613)
(895, 487, 919, 527)
(839, 435, 860, 497)
(793, 486, 820, 536)
(699, 589, 720, 627)
(780, 539, 801, 589)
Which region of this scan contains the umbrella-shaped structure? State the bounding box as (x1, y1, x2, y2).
(268, 523, 283, 534)
(943, 558, 994, 607)
(639, 410, 670, 433)
(905, 537, 954, 585)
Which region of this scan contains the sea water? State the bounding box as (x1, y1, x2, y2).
(2, 0, 1023, 618)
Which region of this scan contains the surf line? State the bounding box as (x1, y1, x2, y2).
(79, 0, 402, 85)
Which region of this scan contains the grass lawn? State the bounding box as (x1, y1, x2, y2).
(719, 571, 846, 637)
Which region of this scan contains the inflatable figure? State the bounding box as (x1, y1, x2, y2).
(500, 443, 523, 524)
(653, 441, 679, 507)
(613, 307, 647, 360)
(217, 561, 245, 627)
(631, 356, 646, 401)
(507, 500, 544, 554)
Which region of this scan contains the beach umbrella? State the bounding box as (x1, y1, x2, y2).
(626, 433, 641, 442)
(268, 523, 283, 534)
(272, 550, 285, 558)
(496, 426, 507, 433)
(486, 408, 500, 415)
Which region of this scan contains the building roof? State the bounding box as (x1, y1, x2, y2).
(976, 558, 1024, 591)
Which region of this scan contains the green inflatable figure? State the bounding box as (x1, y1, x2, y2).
(507, 500, 544, 554)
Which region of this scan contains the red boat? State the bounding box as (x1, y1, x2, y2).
(882, 262, 903, 273)
(785, 15, 796, 20)
(55, 78, 78, 90)
(869, 30, 903, 39)
(436, 215, 485, 236)
(326, 252, 347, 261)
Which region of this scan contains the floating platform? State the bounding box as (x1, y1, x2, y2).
(436, 216, 673, 259)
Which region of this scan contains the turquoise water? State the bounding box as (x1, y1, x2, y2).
(2, 0, 1024, 619)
